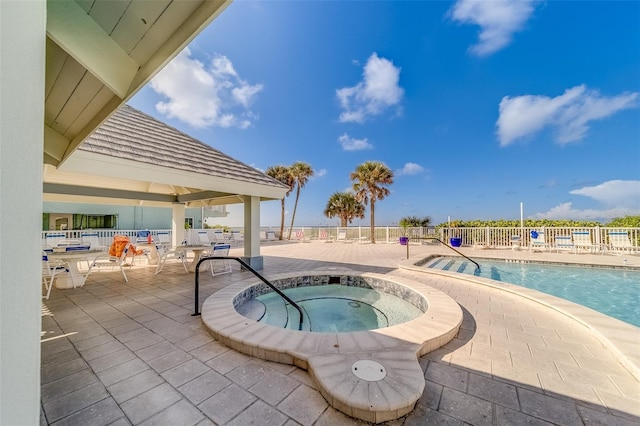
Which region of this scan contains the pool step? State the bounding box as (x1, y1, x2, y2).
(427, 258, 476, 274)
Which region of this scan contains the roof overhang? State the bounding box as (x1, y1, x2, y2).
(44, 0, 232, 167)
(43, 150, 288, 208)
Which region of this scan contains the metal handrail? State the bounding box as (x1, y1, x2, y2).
(418, 237, 480, 271)
(191, 256, 304, 331)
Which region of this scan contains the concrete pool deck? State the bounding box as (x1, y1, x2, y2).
(40, 241, 640, 425)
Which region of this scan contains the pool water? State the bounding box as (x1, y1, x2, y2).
(424, 257, 640, 327)
(256, 284, 424, 332)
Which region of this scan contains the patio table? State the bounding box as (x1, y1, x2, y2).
(46, 248, 104, 288)
(179, 245, 212, 273)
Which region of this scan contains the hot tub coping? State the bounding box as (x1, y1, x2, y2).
(201, 270, 463, 423)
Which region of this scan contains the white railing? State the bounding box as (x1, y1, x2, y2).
(41, 226, 640, 250)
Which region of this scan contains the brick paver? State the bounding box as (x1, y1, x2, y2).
(40, 242, 640, 425)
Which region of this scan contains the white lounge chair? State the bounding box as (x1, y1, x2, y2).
(156, 231, 172, 247)
(213, 230, 226, 243)
(208, 243, 232, 277)
(88, 241, 133, 283)
(197, 230, 215, 246)
(554, 235, 574, 253)
(571, 231, 595, 253)
(44, 232, 67, 248)
(266, 231, 277, 241)
(154, 244, 188, 275)
(510, 235, 522, 251)
(230, 231, 244, 244)
(529, 229, 549, 252)
(608, 231, 637, 254)
(81, 232, 108, 251)
(259, 231, 267, 241)
(335, 230, 353, 243)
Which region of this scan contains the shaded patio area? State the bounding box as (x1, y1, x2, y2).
(40, 242, 640, 425)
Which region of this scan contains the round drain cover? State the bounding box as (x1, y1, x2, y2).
(352, 360, 386, 381)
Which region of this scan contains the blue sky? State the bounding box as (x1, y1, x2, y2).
(129, 0, 640, 227)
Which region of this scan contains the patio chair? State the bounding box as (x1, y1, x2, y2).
(608, 231, 637, 254)
(554, 235, 574, 253)
(81, 232, 108, 251)
(336, 230, 353, 243)
(529, 229, 549, 252)
(230, 231, 244, 244)
(42, 251, 74, 299)
(571, 231, 595, 253)
(260, 231, 267, 241)
(197, 230, 215, 246)
(318, 229, 331, 242)
(295, 230, 306, 242)
(44, 232, 67, 248)
(266, 231, 277, 241)
(89, 237, 139, 282)
(208, 243, 232, 277)
(213, 230, 226, 243)
(154, 244, 188, 275)
(136, 230, 153, 245)
(510, 235, 522, 251)
(156, 231, 172, 247)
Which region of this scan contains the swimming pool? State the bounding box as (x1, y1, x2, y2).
(423, 257, 640, 327)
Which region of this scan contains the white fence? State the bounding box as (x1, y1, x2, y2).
(42, 226, 640, 250)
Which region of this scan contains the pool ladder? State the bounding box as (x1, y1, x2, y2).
(192, 256, 305, 331)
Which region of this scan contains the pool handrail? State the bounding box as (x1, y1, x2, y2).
(418, 237, 480, 271)
(192, 256, 305, 331)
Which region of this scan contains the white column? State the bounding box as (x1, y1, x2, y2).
(242, 196, 263, 269)
(0, 1, 46, 424)
(172, 204, 186, 246)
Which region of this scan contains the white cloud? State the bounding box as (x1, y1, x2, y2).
(336, 53, 404, 123)
(532, 180, 640, 220)
(150, 48, 263, 129)
(450, 0, 538, 56)
(313, 169, 327, 178)
(532, 202, 639, 221)
(570, 180, 640, 209)
(497, 85, 639, 146)
(338, 133, 373, 151)
(396, 162, 424, 176)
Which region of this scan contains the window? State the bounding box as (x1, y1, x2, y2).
(185, 217, 194, 229)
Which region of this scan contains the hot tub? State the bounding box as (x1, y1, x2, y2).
(201, 271, 462, 423)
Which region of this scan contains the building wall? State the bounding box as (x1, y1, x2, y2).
(0, 1, 45, 423)
(43, 202, 205, 230)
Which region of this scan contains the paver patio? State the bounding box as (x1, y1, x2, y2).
(40, 241, 640, 425)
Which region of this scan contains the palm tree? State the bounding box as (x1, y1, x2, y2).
(287, 162, 314, 239)
(350, 161, 394, 243)
(266, 165, 294, 240)
(323, 192, 365, 227)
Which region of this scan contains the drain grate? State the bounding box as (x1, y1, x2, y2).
(352, 360, 386, 381)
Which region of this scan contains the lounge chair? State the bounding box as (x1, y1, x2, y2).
(266, 231, 277, 241)
(554, 235, 574, 253)
(44, 232, 67, 248)
(335, 230, 353, 243)
(294, 230, 306, 242)
(510, 235, 522, 251)
(208, 243, 232, 277)
(154, 244, 188, 275)
(197, 230, 215, 246)
(230, 231, 244, 244)
(156, 231, 172, 247)
(259, 231, 267, 241)
(529, 229, 549, 252)
(213, 230, 226, 243)
(571, 231, 595, 253)
(608, 231, 637, 254)
(81, 232, 108, 251)
(88, 237, 136, 282)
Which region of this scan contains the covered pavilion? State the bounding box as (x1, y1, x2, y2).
(1, 1, 243, 422)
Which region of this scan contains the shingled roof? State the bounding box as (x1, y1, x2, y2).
(79, 105, 284, 189)
(43, 105, 288, 207)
